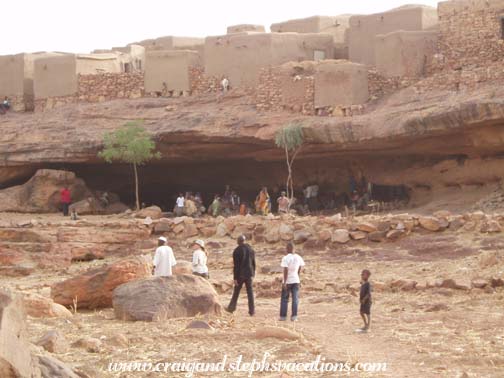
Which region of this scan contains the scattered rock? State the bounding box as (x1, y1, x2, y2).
(478, 251, 499, 268)
(391, 279, 417, 291)
(480, 220, 502, 233)
(186, 320, 213, 330)
(471, 279, 488, 289)
(216, 223, 229, 237)
(36, 330, 69, 354)
(37, 355, 81, 378)
(106, 334, 129, 348)
(113, 276, 222, 321)
(173, 260, 193, 275)
(349, 231, 367, 240)
(293, 230, 311, 244)
(261, 265, 283, 274)
(51, 256, 152, 309)
(491, 277, 504, 288)
(386, 229, 404, 240)
(255, 326, 302, 341)
(72, 337, 102, 353)
(332, 229, 350, 244)
(425, 303, 449, 312)
(135, 206, 162, 220)
(23, 293, 73, 319)
(356, 222, 377, 233)
(419, 217, 442, 232)
(279, 224, 293, 241)
(317, 229, 332, 241)
(368, 231, 387, 242)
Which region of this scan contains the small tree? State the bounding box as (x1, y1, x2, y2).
(275, 123, 305, 208)
(99, 121, 160, 210)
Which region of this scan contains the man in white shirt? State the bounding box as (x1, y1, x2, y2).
(175, 193, 185, 217)
(221, 77, 229, 92)
(192, 239, 209, 279)
(153, 236, 177, 277)
(279, 242, 305, 321)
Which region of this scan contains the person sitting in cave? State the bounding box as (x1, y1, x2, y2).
(277, 191, 290, 214)
(208, 195, 221, 217)
(174, 193, 185, 217)
(100, 191, 109, 208)
(255, 187, 270, 216)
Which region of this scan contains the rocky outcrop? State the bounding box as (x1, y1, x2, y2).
(51, 256, 152, 309)
(113, 275, 222, 321)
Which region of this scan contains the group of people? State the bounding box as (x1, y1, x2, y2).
(152, 233, 372, 330)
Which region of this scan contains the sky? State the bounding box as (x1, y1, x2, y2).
(2, 0, 439, 55)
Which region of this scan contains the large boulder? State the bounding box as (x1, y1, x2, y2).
(136, 206, 162, 220)
(418, 217, 442, 232)
(51, 256, 152, 309)
(0, 169, 93, 213)
(332, 229, 350, 244)
(23, 293, 73, 319)
(113, 275, 222, 321)
(0, 289, 37, 378)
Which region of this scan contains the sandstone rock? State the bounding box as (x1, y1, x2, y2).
(200, 226, 216, 237)
(37, 355, 80, 378)
(113, 275, 222, 321)
(391, 279, 417, 291)
(356, 222, 377, 233)
(135, 206, 162, 219)
(23, 293, 73, 319)
(254, 326, 302, 341)
(470, 211, 486, 222)
(293, 230, 311, 244)
(36, 330, 69, 354)
(449, 217, 465, 231)
(419, 217, 442, 232)
(471, 279, 488, 289)
(438, 278, 470, 290)
(183, 223, 199, 238)
(154, 219, 172, 233)
(368, 231, 387, 242)
(491, 277, 504, 288)
(261, 265, 283, 274)
(265, 227, 280, 243)
(317, 229, 332, 242)
(437, 278, 457, 289)
(386, 229, 405, 240)
(478, 251, 499, 268)
(71, 337, 102, 353)
(69, 197, 104, 215)
(216, 223, 229, 237)
(377, 221, 391, 232)
(332, 229, 350, 244)
(480, 220, 502, 233)
(51, 256, 151, 309)
(349, 231, 367, 240)
(173, 260, 193, 275)
(425, 303, 449, 312)
(434, 210, 452, 219)
(0, 169, 93, 213)
(279, 224, 293, 241)
(106, 334, 129, 348)
(186, 320, 213, 330)
(0, 289, 36, 378)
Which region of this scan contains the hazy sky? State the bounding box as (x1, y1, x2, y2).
(3, 0, 439, 55)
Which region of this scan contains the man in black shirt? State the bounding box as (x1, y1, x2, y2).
(226, 235, 256, 316)
(359, 269, 372, 331)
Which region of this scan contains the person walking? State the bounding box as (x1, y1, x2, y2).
(60, 186, 71, 216)
(192, 239, 209, 279)
(152, 236, 177, 277)
(226, 235, 256, 316)
(279, 242, 305, 321)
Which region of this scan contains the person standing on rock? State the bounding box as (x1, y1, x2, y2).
(277, 191, 290, 214)
(60, 186, 71, 216)
(153, 236, 177, 277)
(226, 235, 256, 316)
(279, 242, 305, 321)
(192, 239, 209, 279)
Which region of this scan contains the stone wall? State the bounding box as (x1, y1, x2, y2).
(34, 72, 144, 112)
(437, 0, 504, 70)
(189, 66, 221, 95)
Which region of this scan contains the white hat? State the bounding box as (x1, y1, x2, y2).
(194, 239, 205, 249)
(158, 236, 168, 243)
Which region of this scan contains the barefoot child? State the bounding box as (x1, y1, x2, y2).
(360, 269, 372, 331)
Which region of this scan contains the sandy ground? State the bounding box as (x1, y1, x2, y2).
(1, 213, 504, 378)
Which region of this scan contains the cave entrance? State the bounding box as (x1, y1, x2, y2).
(47, 158, 413, 214)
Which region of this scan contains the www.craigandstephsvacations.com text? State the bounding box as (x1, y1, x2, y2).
(107, 353, 387, 376)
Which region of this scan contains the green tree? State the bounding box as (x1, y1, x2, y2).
(99, 121, 160, 210)
(275, 123, 305, 208)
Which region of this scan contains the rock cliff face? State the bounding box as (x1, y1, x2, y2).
(1, 82, 504, 208)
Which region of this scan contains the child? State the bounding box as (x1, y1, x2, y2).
(359, 269, 372, 331)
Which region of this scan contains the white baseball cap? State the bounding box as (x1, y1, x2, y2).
(158, 236, 168, 243)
